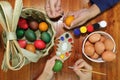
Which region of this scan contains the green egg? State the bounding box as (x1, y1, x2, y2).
(41, 32, 51, 43)
(16, 28, 25, 39)
(25, 29, 36, 42)
(53, 60, 63, 72)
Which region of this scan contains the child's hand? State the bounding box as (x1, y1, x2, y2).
(73, 59, 92, 80)
(37, 56, 61, 80)
(45, 0, 63, 18)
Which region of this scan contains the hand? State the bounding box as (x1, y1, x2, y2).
(64, 4, 101, 29)
(45, 0, 63, 18)
(37, 56, 61, 80)
(73, 59, 92, 80)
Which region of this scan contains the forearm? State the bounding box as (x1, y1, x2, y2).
(88, 4, 101, 19)
(37, 72, 51, 80)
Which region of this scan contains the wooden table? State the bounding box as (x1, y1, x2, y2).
(0, 0, 120, 80)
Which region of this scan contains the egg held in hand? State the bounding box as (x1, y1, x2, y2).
(53, 60, 63, 72)
(34, 40, 46, 50)
(64, 15, 75, 27)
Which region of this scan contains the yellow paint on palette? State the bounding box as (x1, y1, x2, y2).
(60, 54, 65, 59)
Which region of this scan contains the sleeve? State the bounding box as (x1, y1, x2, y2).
(90, 0, 119, 12)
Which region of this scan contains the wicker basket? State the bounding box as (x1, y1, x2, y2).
(0, 0, 55, 71)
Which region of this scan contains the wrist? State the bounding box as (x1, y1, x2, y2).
(88, 4, 101, 19)
(37, 72, 50, 80)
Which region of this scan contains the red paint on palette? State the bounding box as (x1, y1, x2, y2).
(68, 38, 72, 42)
(65, 52, 69, 57)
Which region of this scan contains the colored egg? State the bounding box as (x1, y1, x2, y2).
(18, 40, 27, 48)
(53, 60, 63, 72)
(41, 32, 51, 43)
(18, 18, 28, 30)
(102, 51, 116, 62)
(34, 40, 46, 50)
(64, 15, 75, 27)
(89, 33, 101, 43)
(25, 29, 36, 42)
(26, 44, 36, 53)
(39, 22, 48, 31)
(29, 21, 39, 31)
(104, 39, 114, 51)
(95, 41, 105, 55)
(16, 28, 25, 39)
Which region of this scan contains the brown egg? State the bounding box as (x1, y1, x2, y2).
(26, 44, 36, 53)
(102, 51, 116, 62)
(89, 33, 101, 43)
(91, 52, 99, 59)
(85, 41, 93, 46)
(100, 36, 106, 42)
(29, 21, 39, 30)
(95, 41, 105, 55)
(104, 39, 114, 51)
(84, 45, 95, 56)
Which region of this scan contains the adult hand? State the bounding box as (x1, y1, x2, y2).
(73, 59, 92, 80)
(37, 56, 61, 80)
(45, 0, 63, 18)
(64, 4, 101, 29)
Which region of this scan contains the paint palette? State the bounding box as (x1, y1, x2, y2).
(56, 32, 74, 61)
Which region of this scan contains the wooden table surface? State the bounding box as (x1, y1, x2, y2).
(0, 0, 120, 80)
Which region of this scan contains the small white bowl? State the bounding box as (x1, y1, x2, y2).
(82, 31, 116, 63)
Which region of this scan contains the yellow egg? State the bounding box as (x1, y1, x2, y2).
(95, 41, 105, 55)
(104, 39, 114, 51)
(84, 45, 95, 56)
(64, 15, 75, 27)
(89, 33, 101, 43)
(102, 51, 116, 62)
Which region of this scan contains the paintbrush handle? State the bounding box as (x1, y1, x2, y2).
(68, 66, 106, 76)
(79, 69, 106, 75)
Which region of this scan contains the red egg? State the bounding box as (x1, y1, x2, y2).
(34, 40, 46, 50)
(18, 18, 28, 30)
(18, 40, 27, 48)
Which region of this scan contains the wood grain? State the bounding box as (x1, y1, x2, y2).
(0, 0, 120, 80)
